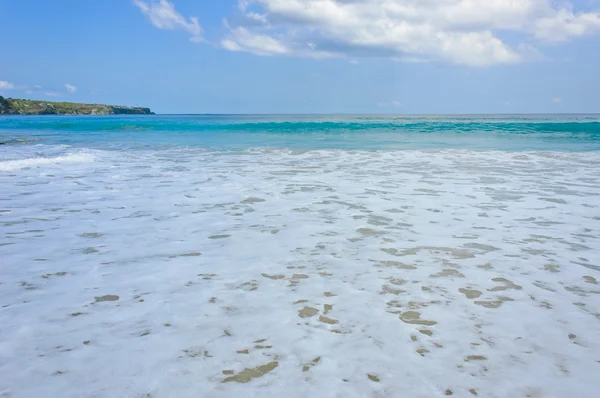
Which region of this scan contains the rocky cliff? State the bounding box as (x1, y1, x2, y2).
(0, 96, 154, 115)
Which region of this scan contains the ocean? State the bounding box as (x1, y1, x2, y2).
(1, 115, 600, 397)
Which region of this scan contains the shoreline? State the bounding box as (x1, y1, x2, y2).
(0, 96, 153, 115)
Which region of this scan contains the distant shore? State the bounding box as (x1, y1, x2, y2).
(0, 96, 153, 115)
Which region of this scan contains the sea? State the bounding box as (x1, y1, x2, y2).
(1, 115, 600, 397)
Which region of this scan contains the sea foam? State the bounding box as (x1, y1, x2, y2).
(1, 145, 599, 397)
(0, 153, 94, 171)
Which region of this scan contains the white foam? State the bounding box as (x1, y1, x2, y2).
(0, 153, 94, 171)
(1, 147, 599, 397)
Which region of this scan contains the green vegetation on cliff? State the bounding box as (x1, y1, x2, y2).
(0, 96, 154, 115)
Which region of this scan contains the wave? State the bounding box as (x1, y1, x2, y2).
(2, 116, 600, 135)
(0, 153, 94, 171)
(2, 115, 600, 152)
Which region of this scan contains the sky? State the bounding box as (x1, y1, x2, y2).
(1, 0, 599, 114)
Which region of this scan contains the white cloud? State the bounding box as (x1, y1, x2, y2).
(134, 0, 203, 42)
(534, 9, 600, 42)
(65, 84, 77, 93)
(0, 80, 16, 90)
(553, 97, 562, 103)
(221, 27, 289, 55)
(220, 0, 600, 66)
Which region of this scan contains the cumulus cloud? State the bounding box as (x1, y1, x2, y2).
(134, 0, 203, 42)
(220, 0, 600, 66)
(65, 84, 77, 93)
(534, 9, 600, 42)
(0, 80, 16, 90)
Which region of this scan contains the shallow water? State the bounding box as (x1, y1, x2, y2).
(2, 114, 600, 152)
(1, 115, 600, 397)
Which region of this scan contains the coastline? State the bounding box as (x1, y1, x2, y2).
(1, 135, 599, 397)
(0, 96, 153, 115)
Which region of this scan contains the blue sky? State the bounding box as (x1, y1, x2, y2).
(1, 0, 599, 114)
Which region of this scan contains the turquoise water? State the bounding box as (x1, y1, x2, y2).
(2, 114, 600, 151)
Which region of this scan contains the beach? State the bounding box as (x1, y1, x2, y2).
(1, 115, 600, 397)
